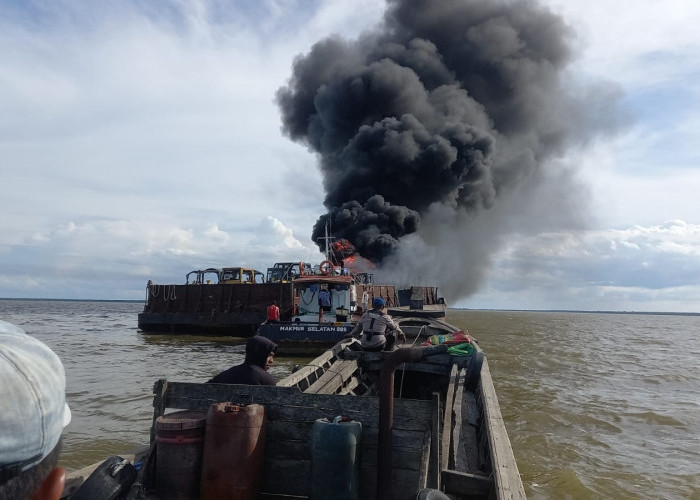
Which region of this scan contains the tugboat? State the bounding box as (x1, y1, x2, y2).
(256, 250, 445, 353)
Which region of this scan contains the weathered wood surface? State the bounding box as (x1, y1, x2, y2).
(441, 364, 459, 471)
(428, 391, 441, 490)
(450, 368, 466, 469)
(304, 359, 359, 394)
(276, 347, 336, 389)
(458, 389, 482, 475)
(143, 282, 294, 317)
(479, 359, 527, 500)
(441, 469, 493, 497)
(150, 380, 433, 500)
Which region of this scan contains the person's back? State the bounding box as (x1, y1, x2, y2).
(266, 301, 280, 323)
(207, 336, 277, 386)
(347, 297, 406, 351)
(0, 320, 71, 500)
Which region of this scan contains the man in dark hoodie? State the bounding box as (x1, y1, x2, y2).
(207, 336, 277, 385)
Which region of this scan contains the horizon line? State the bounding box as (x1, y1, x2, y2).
(1, 297, 699, 316)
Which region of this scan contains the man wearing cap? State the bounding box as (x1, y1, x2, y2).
(0, 320, 71, 500)
(207, 335, 278, 386)
(346, 297, 406, 351)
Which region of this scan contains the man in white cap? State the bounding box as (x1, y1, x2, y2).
(0, 320, 71, 500)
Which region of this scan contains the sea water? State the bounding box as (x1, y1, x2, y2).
(1, 299, 698, 499)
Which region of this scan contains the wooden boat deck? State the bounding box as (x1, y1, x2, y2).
(64, 320, 525, 500)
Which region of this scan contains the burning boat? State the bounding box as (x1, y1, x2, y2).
(256, 257, 445, 353)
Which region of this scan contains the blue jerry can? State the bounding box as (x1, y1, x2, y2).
(311, 416, 362, 500)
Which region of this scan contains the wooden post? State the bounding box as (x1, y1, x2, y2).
(429, 391, 441, 490)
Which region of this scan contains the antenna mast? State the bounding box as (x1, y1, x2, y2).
(316, 219, 335, 263)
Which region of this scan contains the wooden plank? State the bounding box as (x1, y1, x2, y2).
(305, 359, 359, 394)
(479, 359, 526, 499)
(265, 439, 309, 460)
(154, 382, 432, 432)
(459, 391, 481, 474)
(259, 495, 308, 500)
(277, 349, 336, 388)
(441, 364, 459, 470)
(358, 465, 429, 500)
(466, 389, 479, 427)
(441, 469, 493, 496)
(337, 376, 360, 395)
(263, 458, 310, 495)
(266, 421, 313, 441)
(360, 442, 427, 470)
(428, 392, 440, 490)
(362, 359, 453, 376)
(417, 429, 431, 491)
(149, 379, 168, 443)
(450, 368, 466, 470)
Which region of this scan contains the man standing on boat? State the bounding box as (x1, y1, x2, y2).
(317, 286, 331, 322)
(207, 336, 277, 386)
(346, 297, 406, 351)
(266, 300, 280, 323)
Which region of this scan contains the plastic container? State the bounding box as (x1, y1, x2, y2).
(311, 416, 362, 500)
(155, 410, 207, 500)
(200, 403, 266, 500)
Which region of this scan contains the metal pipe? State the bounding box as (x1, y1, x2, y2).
(377, 344, 448, 500)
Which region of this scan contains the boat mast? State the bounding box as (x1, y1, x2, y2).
(316, 220, 335, 264)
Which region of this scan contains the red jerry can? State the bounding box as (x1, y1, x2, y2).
(200, 402, 266, 500)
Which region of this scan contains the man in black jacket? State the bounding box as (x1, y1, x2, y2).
(207, 336, 278, 386)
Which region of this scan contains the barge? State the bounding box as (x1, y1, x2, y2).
(138, 261, 445, 341)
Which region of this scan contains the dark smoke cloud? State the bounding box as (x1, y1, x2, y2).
(277, 0, 622, 300)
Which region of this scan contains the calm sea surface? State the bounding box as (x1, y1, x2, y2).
(1, 299, 698, 499)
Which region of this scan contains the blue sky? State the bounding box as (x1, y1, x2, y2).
(2, 0, 700, 312)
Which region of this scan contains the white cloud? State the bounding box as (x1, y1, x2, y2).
(459, 220, 700, 312)
(1, 1, 699, 312)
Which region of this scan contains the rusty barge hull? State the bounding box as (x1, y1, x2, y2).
(137, 312, 267, 335)
(138, 282, 295, 335)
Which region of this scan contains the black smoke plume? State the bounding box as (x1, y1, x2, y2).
(277, 0, 622, 299)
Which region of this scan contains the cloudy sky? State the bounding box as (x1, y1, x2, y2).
(1, 0, 699, 313)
